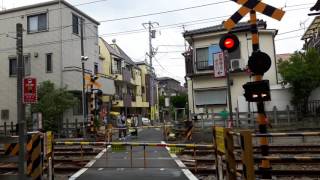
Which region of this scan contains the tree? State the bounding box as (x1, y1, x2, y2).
(278, 48, 320, 113)
(32, 81, 77, 132)
(170, 93, 188, 108)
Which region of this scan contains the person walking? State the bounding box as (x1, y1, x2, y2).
(117, 113, 127, 140)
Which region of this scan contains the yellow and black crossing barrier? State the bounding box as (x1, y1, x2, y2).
(54, 141, 214, 149)
(3, 132, 43, 179)
(4, 141, 19, 156)
(26, 133, 42, 180)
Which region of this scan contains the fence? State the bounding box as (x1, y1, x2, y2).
(0, 122, 17, 136)
(192, 105, 320, 129)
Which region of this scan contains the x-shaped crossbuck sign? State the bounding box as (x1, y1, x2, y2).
(224, 0, 285, 30)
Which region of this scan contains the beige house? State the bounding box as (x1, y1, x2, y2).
(183, 21, 279, 114)
(99, 38, 158, 119)
(0, 0, 115, 126)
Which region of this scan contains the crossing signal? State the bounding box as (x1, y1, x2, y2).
(95, 89, 103, 112)
(219, 33, 239, 53)
(248, 51, 272, 75)
(243, 80, 271, 102)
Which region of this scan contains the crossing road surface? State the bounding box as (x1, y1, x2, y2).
(71, 128, 196, 180)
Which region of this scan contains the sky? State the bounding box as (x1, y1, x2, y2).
(1, 0, 317, 84)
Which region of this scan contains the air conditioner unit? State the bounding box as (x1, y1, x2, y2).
(230, 59, 242, 71)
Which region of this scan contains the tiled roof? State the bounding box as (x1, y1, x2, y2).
(100, 38, 122, 58)
(183, 20, 266, 37)
(111, 44, 137, 67)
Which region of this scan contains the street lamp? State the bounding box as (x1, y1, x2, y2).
(81, 56, 88, 137)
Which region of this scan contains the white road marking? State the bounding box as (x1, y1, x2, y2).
(161, 141, 198, 180)
(69, 146, 110, 180)
(98, 168, 104, 171)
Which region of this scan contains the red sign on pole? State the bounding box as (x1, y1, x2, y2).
(23, 77, 37, 104)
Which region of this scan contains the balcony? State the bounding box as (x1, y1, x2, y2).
(184, 50, 194, 77)
(122, 69, 132, 83)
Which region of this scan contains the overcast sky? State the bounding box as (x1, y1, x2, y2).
(2, 0, 317, 84)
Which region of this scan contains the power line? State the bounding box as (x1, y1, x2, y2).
(277, 28, 305, 35)
(275, 35, 302, 41)
(99, 1, 230, 23)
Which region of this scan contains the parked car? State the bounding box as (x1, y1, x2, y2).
(141, 117, 150, 125)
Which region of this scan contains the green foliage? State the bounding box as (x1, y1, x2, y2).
(159, 95, 165, 107)
(278, 48, 320, 110)
(31, 81, 77, 132)
(170, 93, 188, 108)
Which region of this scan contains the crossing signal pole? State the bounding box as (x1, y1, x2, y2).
(223, 0, 285, 179)
(219, 33, 240, 127)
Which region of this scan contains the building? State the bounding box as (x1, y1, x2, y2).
(99, 38, 156, 119)
(183, 20, 279, 114)
(136, 61, 159, 121)
(0, 0, 115, 126)
(158, 77, 186, 97)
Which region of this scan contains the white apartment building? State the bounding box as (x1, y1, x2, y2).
(183, 20, 283, 115)
(0, 0, 115, 126)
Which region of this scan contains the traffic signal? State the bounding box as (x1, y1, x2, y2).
(88, 91, 95, 132)
(95, 89, 103, 113)
(248, 51, 272, 75)
(243, 80, 271, 102)
(219, 33, 239, 53)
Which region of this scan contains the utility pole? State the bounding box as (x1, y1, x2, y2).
(17, 23, 26, 180)
(80, 18, 87, 137)
(143, 21, 159, 123)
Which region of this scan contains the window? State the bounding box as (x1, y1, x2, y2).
(194, 89, 227, 106)
(24, 55, 31, 76)
(72, 14, 81, 34)
(9, 57, 17, 76)
(196, 47, 210, 70)
(46, 53, 52, 73)
(1, 110, 9, 120)
(27, 13, 47, 33)
(112, 59, 122, 74)
(94, 63, 99, 74)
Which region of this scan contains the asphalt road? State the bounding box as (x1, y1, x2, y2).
(74, 128, 193, 180)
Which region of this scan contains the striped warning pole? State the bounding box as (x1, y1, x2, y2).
(250, 10, 271, 179)
(26, 133, 42, 180)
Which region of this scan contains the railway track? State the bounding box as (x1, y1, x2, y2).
(178, 144, 320, 178)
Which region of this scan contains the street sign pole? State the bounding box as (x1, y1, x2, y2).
(17, 23, 26, 180)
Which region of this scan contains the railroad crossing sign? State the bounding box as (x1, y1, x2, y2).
(224, 0, 285, 31)
(85, 74, 101, 88)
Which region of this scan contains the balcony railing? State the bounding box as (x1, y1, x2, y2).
(122, 69, 132, 82)
(196, 60, 212, 71)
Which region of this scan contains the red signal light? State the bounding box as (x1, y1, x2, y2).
(224, 38, 235, 49)
(219, 33, 239, 53)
